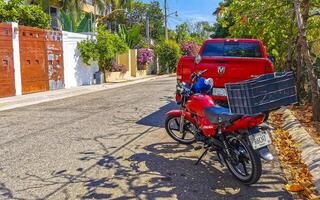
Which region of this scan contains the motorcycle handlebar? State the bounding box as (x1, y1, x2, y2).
(191, 69, 208, 82)
(177, 83, 191, 96)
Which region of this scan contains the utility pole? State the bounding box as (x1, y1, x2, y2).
(164, 0, 168, 40)
(146, 15, 150, 47)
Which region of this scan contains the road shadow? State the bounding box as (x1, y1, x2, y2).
(15, 141, 290, 200)
(122, 142, 290, 200)
(136, 102, 179, 128)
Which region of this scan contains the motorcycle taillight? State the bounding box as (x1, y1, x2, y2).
(248, 114, 265, 127)
(176, 93, 182, 103)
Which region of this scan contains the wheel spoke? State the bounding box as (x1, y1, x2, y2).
(174, 118, 180, 128)
(241, 161, 248, 175)
(182, 131, 187, 139)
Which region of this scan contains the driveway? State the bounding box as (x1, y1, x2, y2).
(0, 76, 291, 199)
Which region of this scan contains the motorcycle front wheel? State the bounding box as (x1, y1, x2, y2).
(223, 136, 262, 185)
(165, 115, 197, 145)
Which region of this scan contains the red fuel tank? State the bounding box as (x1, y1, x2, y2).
(186, 94, 215, 117)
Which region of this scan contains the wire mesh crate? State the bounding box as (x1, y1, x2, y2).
(225, 72, 298, 115)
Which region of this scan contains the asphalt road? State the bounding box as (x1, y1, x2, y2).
(0, 76, 291, 200)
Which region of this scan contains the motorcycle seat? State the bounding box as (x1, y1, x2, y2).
(204, 106, 242, 125)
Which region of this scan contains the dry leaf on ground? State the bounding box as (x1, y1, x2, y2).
(285, 184, 304, 192)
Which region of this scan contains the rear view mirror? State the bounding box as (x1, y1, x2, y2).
(195, 55, 202, 64)
(268, 55, 276, 64)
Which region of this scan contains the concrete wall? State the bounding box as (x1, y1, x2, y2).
(62, 31, 99, 88)
(116, 51, 131, 80)
(12, 23, 22, 95)
(130, 49, 138, 77)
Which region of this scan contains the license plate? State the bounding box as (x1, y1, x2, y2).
(212, 88, 227, 96)
(248, 131, 272, 150)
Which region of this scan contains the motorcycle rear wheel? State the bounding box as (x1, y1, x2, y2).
(223, 137, 262, 185)
(165, 116, 196, 144)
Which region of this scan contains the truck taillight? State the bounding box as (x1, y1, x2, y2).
(264, 65, 274, 73)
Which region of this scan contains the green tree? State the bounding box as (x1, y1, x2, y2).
(59, 11, 92, 32)
(147, 1, 165, 41)
(118, 24, 142, 48)
(191, 21, 214, 39)
(78, 26, 128, 71)
(156, 40, 181, 73)
(211, 0, 234, 38)
(33, 0, 106, 31)
(212, 0, 320, 121)
(176, 22, 190, 43)
(0, 0, 50, 28)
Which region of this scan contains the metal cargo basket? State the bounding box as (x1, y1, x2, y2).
(225, 72, 298, 115)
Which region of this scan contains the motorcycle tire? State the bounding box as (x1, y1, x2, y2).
(165, 115, 196, 145)
(223, 137, 262, 185)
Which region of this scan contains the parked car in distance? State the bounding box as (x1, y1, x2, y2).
(176, 38, 275, 105)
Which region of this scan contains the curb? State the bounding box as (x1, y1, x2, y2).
(0, 74, 173, 112)
(281, 109, 320, 193)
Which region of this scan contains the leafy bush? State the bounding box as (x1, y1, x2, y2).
(137, 48, 154, 65)
(0, 0, 50, 29)
(77, 26, 129, 71)
(180, 41, 200, 56)
(156, 40, 181, 73)
(77, 39, 98, 65)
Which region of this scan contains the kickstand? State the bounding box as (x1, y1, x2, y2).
(216, 152, 224, 167)
(195, 148, 209, 165)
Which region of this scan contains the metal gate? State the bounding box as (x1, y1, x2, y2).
(19, 26, 49, 94)
(0, 23, 15, 98)
(46, 30, 64, 90)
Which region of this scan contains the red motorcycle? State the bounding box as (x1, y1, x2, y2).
(165, 69, 274, 185)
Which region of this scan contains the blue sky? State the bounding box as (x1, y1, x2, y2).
(140, 0, 221, 29)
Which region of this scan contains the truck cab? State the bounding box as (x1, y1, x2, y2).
(176, 38, 274, 103)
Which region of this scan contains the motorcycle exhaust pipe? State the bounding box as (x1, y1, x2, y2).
(258, 146, 274, 161)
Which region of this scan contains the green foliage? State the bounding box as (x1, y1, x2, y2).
(118, 24, 142, 48)
(147, 1, 165, 41)
(176, 23, 190, 43)
(212, 0, 320, 105)
(192, 21, 214, 39)
(174, 21, 213, 45)
(105, 1, 164, 41)
(60, 11, 91, 33)
(156, 40, 181, 73)
(211, 0, 319, 69)
(77, 39, 98, 65)
(0, 0, 50, 28)
(77, 26, 129, 71)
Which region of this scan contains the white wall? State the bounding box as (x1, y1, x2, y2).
(12, 22, 22, 95)
(62, 31, 99, 88)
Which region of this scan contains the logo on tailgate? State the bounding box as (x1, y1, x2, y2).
(218, 66, 225, 74)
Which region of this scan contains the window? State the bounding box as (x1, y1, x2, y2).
(202, 42, 262, 58)
(85, 0, 93, 5)
(50, 7, 59, 30)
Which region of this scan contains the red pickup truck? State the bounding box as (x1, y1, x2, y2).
(176, 38, 275, 103)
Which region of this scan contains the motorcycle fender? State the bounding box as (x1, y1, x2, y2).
(247, 127, 274, 161)
(166, 110, 196, 124)
(258, 146, 274, 161)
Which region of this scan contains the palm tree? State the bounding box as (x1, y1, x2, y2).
(60, 0, 83, 29)
(105, 0, 133, 11)
(99, 0, 133, 30)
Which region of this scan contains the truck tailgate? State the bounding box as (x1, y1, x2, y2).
(196, 57, 271, 88)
